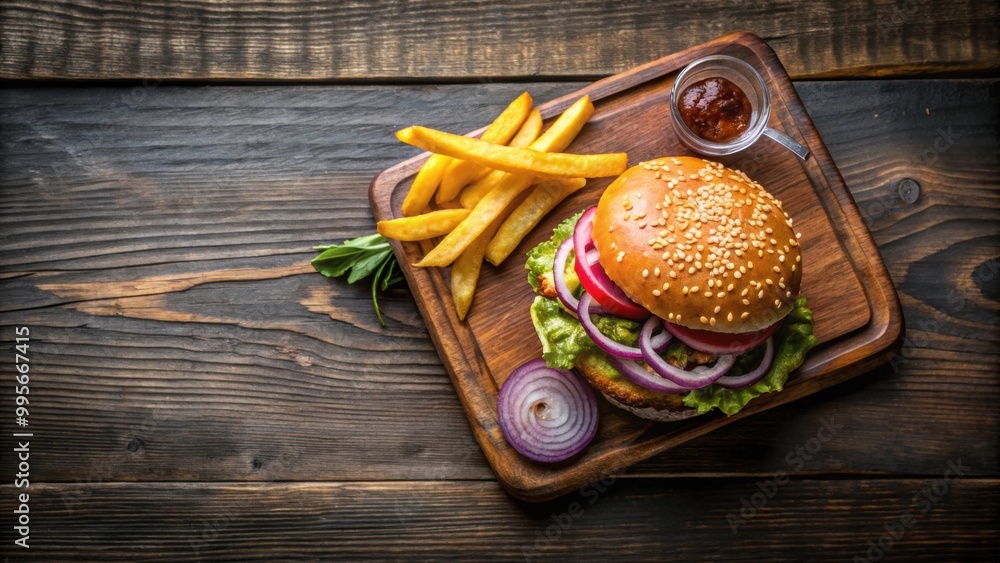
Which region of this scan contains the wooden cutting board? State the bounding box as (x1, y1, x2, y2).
(369, 32, 904, 501)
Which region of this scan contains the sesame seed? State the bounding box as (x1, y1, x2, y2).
(653, 289, 661, 296)
(734, 271, 742, 279)
(741, 288, 749, 296)
(691, 285, 699, 293)
(791, 264, 797, 271)
(779, 254, 786, 262)
(742, 299, 750, 305)
(775, 299, 782, 307)
(758, 289, 765, 299)
(642, 269, 649, 278)
(700, 316, 709, 324)
(717, 291, 725, 298)
(688, 266, 696, 274)
(669, 270, 677, 278)
(748, 261, 754, 269)
(714, 305, 721, 313)
(727, 312, 734, 322)
(741, 312, 750, 319)
(766, 278, 773, 285)
(662, 282, 670, 290)
(654, 267, 661, 276)
(682, 286, 689, 295)
(773, 266, 781, 273)
(727, 284, 735, 291)
(710, 317, 716, 327)
(704, 291, 713, 297)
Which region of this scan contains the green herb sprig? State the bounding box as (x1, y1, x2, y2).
(311, 233, 404, 326)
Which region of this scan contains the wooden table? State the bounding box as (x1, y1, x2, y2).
(1, 1, 997, 560)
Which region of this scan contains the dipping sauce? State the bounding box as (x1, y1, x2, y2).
(677, 77, 752, 143)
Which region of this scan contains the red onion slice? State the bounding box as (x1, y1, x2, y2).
(572, 207, 650, 321)
(606, 355, 691, 394)
(578, 292, 670, 360)
(713, 337, 775, 389)
(552, 237, 579, 314)
(640, 317, 736, 389)
(497, 358, 599, 463)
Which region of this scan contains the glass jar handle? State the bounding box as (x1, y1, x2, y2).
(762, 128, 810, 160)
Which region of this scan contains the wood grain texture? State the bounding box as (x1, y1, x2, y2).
(1, 0, 998, 81)
(1, 479, 997, 560)
(0, 78, 997, 491)
(370, 34, 905, 500)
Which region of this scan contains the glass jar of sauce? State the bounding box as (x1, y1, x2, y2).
(669, 55, 809, 160)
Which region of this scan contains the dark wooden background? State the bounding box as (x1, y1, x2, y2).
(1, 1, 998, 560)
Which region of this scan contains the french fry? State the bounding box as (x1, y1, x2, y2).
(437, 92, 533, 203)
(450, 192, 524, 320)
(460, 96, 595, 209)
(401, 153, 452, 217)
(376, 208, 470, 241)
(508, 109, 543, 149)
(395, 126, 625, 179)
(485, 177, 587, 266)
(416, 174, 535, 267)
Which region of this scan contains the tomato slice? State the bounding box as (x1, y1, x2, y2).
(572, 207, 650, 321)
(664, 321, 780, 356)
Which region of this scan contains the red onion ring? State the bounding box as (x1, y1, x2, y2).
(497, 358, 598, 463)
(606, 355, 691, 394)
(640, 317, 736, 389)
(572, 207, 650, 321)
(578, 292, 670, 360)
(552, 237, 579, 313)
(713, 337, 775, 389)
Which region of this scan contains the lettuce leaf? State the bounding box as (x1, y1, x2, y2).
(682, 298, 817, 416)
(529, 295, 640, 370)
(525, 212, 580, 292)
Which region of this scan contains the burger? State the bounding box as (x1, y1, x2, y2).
(526, 156, 817, 421)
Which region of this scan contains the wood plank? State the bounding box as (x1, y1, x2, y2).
(1, 1, 997, 81)
(0, 479, 997, 559)
(0, 80, 997, 485)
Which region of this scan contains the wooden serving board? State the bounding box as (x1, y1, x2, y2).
(369, 32, 904, 501)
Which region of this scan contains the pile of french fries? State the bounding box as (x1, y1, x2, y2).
(377, 92, 627, 320)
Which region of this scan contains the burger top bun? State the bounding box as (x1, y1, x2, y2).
(592, 156, 802, 333)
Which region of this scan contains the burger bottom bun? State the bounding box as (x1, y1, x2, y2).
(602, 394, 703, 422)
(575, 352, 704, 422)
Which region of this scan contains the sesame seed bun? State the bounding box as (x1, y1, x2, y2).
(592, 156, 801, 333)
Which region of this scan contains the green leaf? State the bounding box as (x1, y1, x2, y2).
(682, 298, 818, 416)
(525, 211, 581, 292)
(312, 233, 404, 326)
